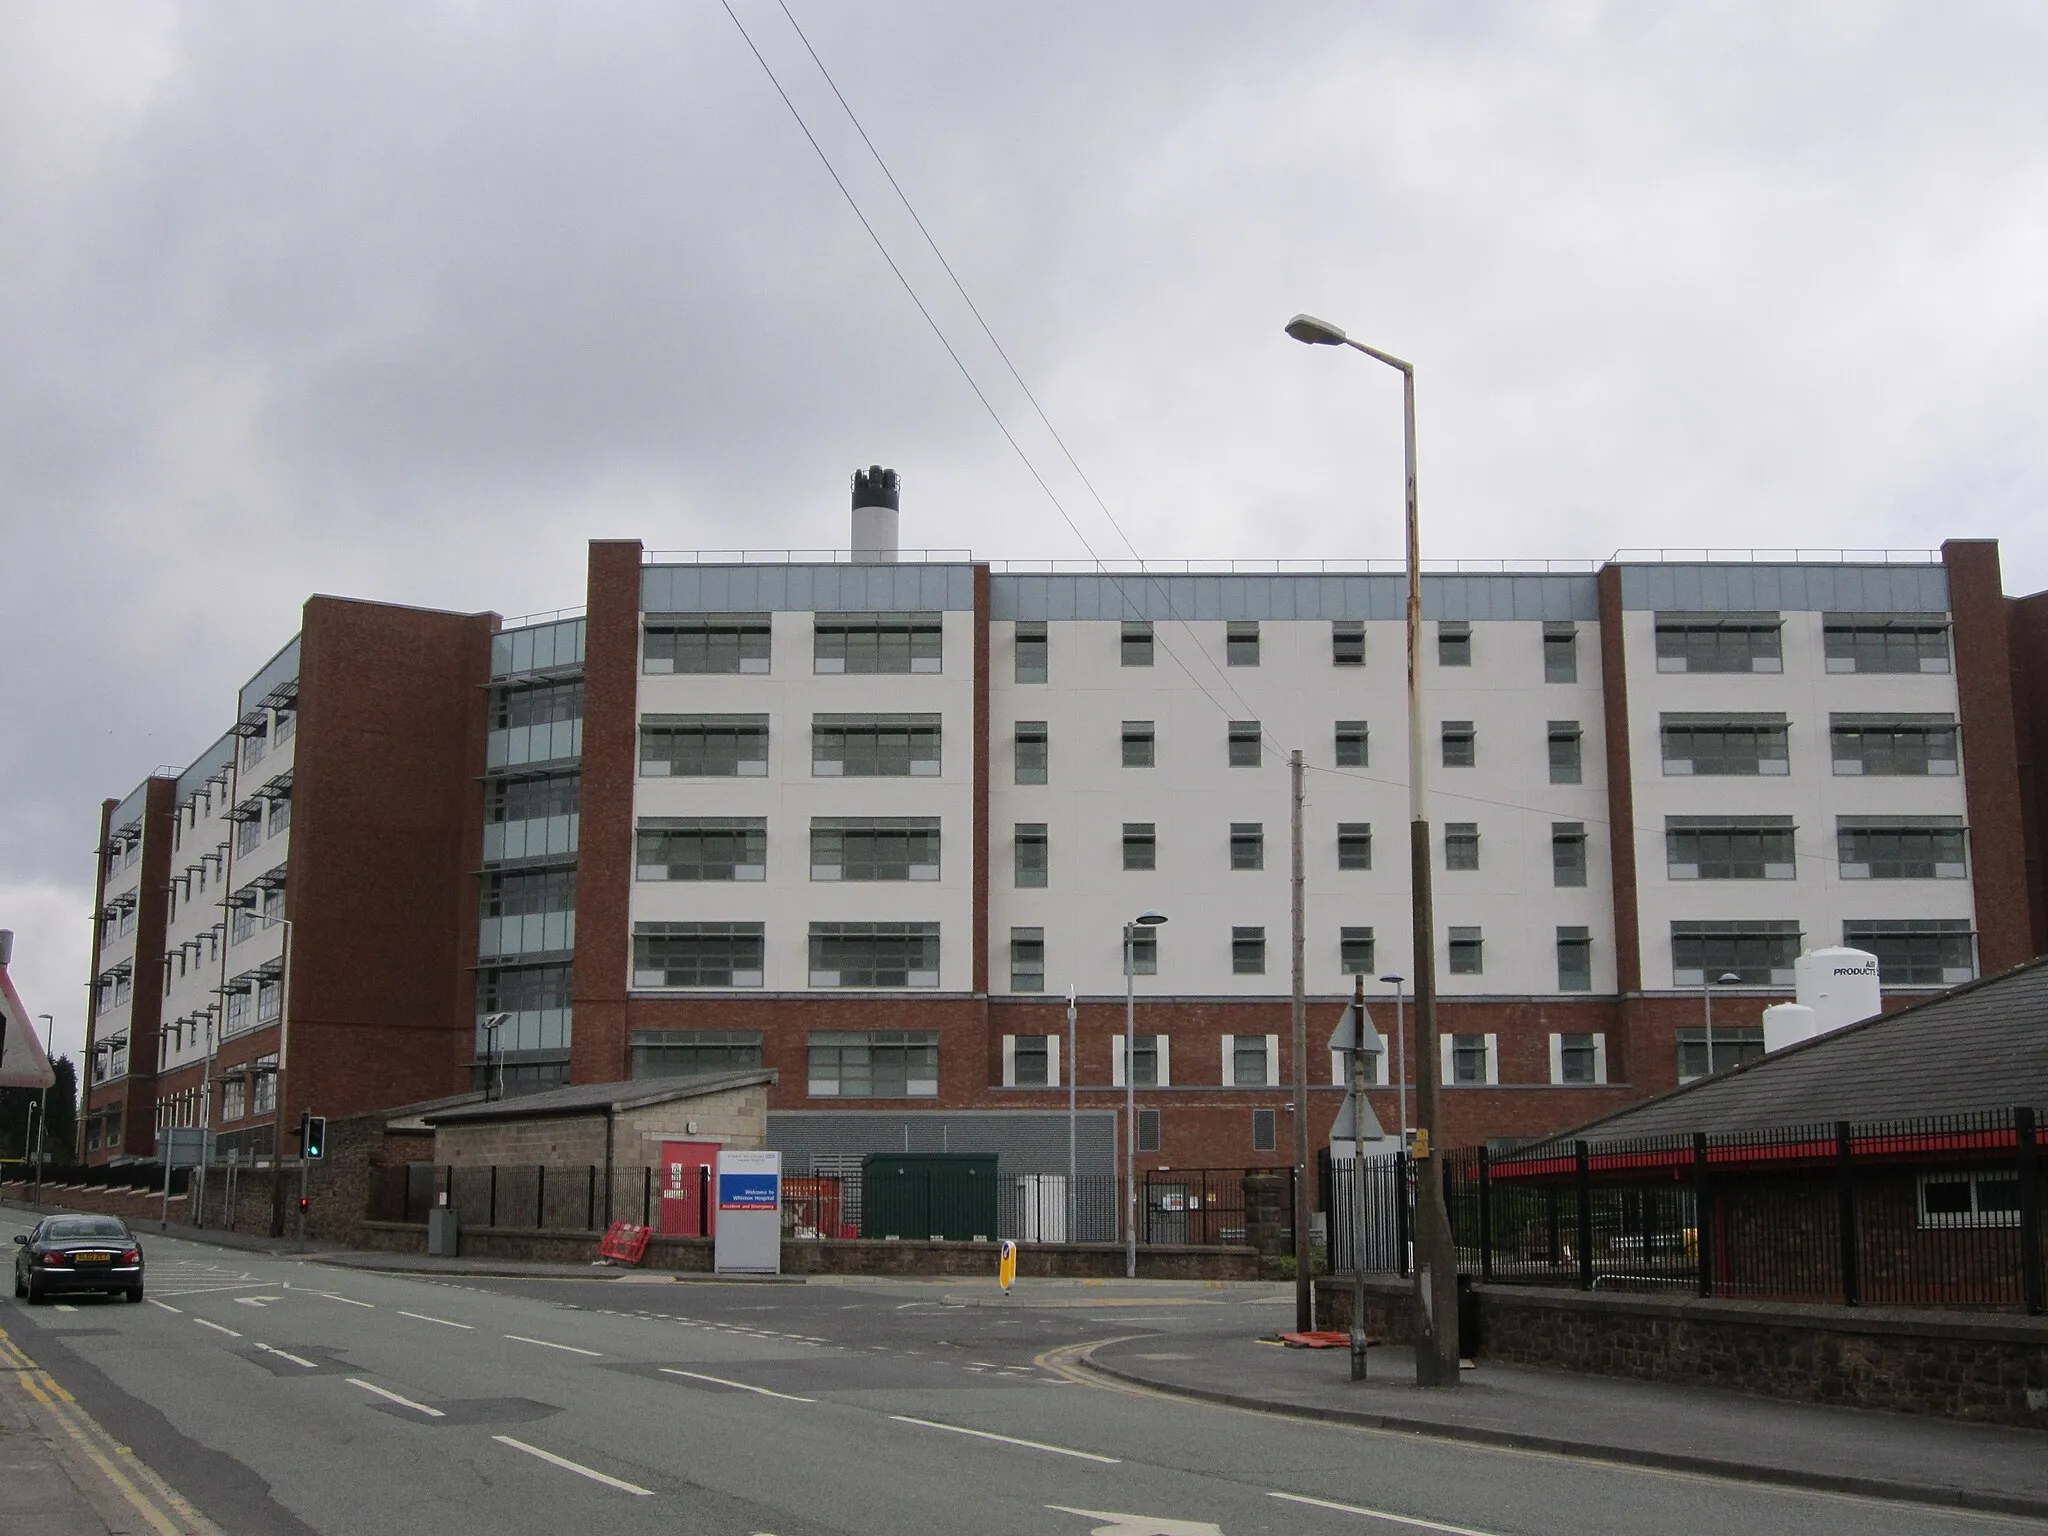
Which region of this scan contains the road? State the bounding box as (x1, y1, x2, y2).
(2, 1212, 2037, 1536)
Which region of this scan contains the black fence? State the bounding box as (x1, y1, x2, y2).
(1325, 1106, 2046, 1314)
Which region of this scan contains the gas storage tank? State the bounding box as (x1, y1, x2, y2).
(1793, 946, 1881, 1038)
(1762, 1002, 1818, 1054)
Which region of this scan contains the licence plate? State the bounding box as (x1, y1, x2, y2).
(75, 1253, 110, 1264)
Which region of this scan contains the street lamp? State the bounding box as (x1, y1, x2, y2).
(1378, 977, 1409, 1147)
(1289, 311, 1460, 1387)
(1123, 911, 1168, 1279)
(482, 1012, 512, 1102)
(1700, 972, 1744, 1079)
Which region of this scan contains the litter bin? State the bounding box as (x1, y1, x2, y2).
(427, 1205, 460, 1258)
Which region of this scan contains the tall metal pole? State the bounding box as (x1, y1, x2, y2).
(1124, 925, 1137, 1278)
(1702, 975, 1714, 1078)
(1290, 750, 1311, 1331)
(1066, 988, 1077, 1245)
(1349, 973, 1370, 1379)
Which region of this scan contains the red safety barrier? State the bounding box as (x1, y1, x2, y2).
(599, 1221, 652, 1266)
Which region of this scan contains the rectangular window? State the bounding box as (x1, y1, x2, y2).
(1444, 823, 1479, 871)
(492, 677, 584, 730)
(1672, 920, 1800, 987)
(1121, 620, 1154, 667)
(810, 817, 941, 881)
(273, 710, 296, 745)
(1337, 822, 1372, 871)
(1138, 1107, 1162, 1152)
(1230, 822, 1265, 871)
(1011, 1033, 1051, 1087)
(1555, 1032, 1603, 1084)
(1009, 927, 1045, 993)
(1830, 713, 1959, 777)
(638, 818, 767, 881)
(807, 1031, 939, 1098)
(813, 714, 942, 777)
(1548, 721, 1582, 785)
(1014, 721, 1048, 784)
(1121, 720, 1155, 768)
(1437, 621, 1471, 667)
(814, 611, 943, 674)
(1552, 822, 1587, 887)
(1677, 1026, 1765, 1083)
(1837, 816, 1967, 880)
(1917, 1171, 2022, 1229)
(243, 725, 267, 770)
(1556, 927, 1592, 991)
(1340, 926, 1375, 975)
(1232, 926, 1266, 975)
(1448, 926, 1484, 975)
(1252, 1108, 1277, 1152)
(1665, 816, 1796, 880)
(266, 795, 291, 837)
(643, 613, 771, 674)
(1230, 1034, 1273, 1087)
(488, 770, 581, 824)
(808, 922, 941, 988)
(1654, 612, 1783, 673)
(641, 715, 770, 777)
(1126, 928, 1158, 976)
(1117, 1035, 1162, 1088)
(1543, 621, 1578, 683)
(1226, 620, 1260, 666)
(1123, 822, 1156, 871)
(482, 865, 578, 919)
(1843, 919, 1976, 986)
(1660, 713, 1790, 776)
(632, 923, 765, 988)
(1449, 1034, 1490, 1085)
(1441, 720, 1475, 768)
(221, 1076, 247, 1123)
(1014, 621, 1048, 684)
(1334, 720, 1368, 768)
(256, 979, 281, 1024)
(1015, 823, 1048, 887)
(1332, 620, 1365, 667)
(1228, 721, 1262, 767)
(236, 812, 264, 856)
(631, 1029, 764, 1079)
(1824, 614, 1951, 674)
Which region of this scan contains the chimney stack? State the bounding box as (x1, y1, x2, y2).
(851, 466, 900, 564)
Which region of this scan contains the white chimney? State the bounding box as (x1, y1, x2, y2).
(851, 465, 900, 564)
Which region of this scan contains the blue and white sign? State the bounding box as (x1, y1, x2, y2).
(714, 1149, 782, 1275)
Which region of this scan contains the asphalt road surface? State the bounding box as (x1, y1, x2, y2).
(2, 1213, 2036, 1536)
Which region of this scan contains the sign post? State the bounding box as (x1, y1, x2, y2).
(1329, 981, 1387, 1381)
(998, 1238, 1017, 1294)
(713, 1149, 782, 1276)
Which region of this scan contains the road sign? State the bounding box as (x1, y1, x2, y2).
(1329, 1093, 1385, 1144)
(714, 1149, 781, 1275)
(1326, 1001, 1385, 1057)
(998, 1238, 1017, 1292)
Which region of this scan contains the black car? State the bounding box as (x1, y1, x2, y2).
(13, 1215, 145, 1304)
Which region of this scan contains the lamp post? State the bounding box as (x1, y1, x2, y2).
(1289, 312, 1460, 1387)
(482, 1012, 512, 1102)
(1378, 977, 1409, 1147)
(1124, 912, 1167, 1279)
(1065, 987, 1078, 1244)
(1700, 971, 1744, 1078)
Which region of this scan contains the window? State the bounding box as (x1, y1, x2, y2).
(1340, 926, 1375, 975)
(1014, 621, 1047, 684)
(1543, 621, 1578, 683)
(638, 818, 766, 881)
(1009, 1034, 1052, 1087)
(1552, 823, 1587, 887)
(808, 922, 941, 988)
(221, 1075, 247, 1123)
(1015, 823, 1048, 887)
(1138, 1108, 1162, 1152)
(1552, 1032, 1604, 1085)
(1660, 713, 1790, 776)
(1122, 720, 1155, 768)
(492, 677, 584, 730)
(267, 795, 291, 837)
(1548, 721, 1582, 785)
(1232, 926, 1266, 975)
(1230, 822, 1264, 871)
(1115, 1035, 1163, 1087)
(243, 725, 267, 770)
(488, 771, 580, 824)
(1441, 721, 1475, 768)
(1252, 1108, 1277, 1152)
(1009, 927, 1045, 993)
(1837, 816, 1967, 879)
(808, 1031, 939, 1097)
(1437, 621, 1471, 667)
(644, 613, 771, 674)
(1226, 620, 1260, 666)
(1228, 721, 1262, 767)
(273, 710, 295, 745)
(1677, 1026, 1765, 1082)
(1665, 816, 1795, 880)
(632, 1030, 763, 1079)
(1448, 1034, 1493, 1085)
(1917, 1171, 2021, 1229)
(251, 1054, 278, 1115)
(1844, 919, 1975, 985)
(1334, 720, 1368, 767)
(813, 714, 941, 777)
(236, 811, 264, 856)
(1228, 1034, 1276, 1087)
(1448, 926, 1483, 975)
(1654, 612, 1782, 673)
(225, 988, 249, 1035)
(1123, 823, 1156, 872)
(1337, 822, 1372, 871)
(256, 979, 282, 1024)
(814, 612, 942, 674)
(1332, 620, 1365, 666)
(1121, 620, 1154, 667)
(1125, 928, 1158, 976)
(477, 961, 573, 1033)
(1672, 920, 1800, 986)
(1825, 614, 1950, 675)
(1830, 714, 1959, 776)
(632, 923, 765, 988)
(1556, 927, 1592, 991)
(642, 715, 769, 777)
(810, 818, 940, 881)
(1444, 823, 1479, 871)
(1014, 721, 1048, 784)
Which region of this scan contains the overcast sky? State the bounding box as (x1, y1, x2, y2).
(4, 2, 2046, 1064)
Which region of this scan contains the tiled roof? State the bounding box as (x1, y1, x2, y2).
(424, 1070, 777, 1125)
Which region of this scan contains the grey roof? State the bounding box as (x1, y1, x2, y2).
(1542, 957, 2048, 1144)
(424, 1070, 777, 1126)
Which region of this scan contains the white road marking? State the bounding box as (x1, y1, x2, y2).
(233, 1295, 283, 1308)
(659, 1369, 815, 1403)
(147, 1300, 182, 1313)
(505, 1334, 602, 1357)
(53, 1304, 77, 1313)
(348, 1378, 446, 1417)
(1048, 1509, 1223, 1535)
(313, 1291, 375, 1308)
(255, 1343, 319, 1368)
(193, 1318, 242, 1337)
(1269, 1490, 1502, 1534)
(889, 1416, 1120, 1464)
(492, 1436, 653, 1496)
(398, 1311, 473, 1330)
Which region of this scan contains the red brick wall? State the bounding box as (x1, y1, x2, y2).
(1596, 565, 1642, 1002)
(2008, 590, 2048, 959)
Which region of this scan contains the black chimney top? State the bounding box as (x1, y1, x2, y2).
(851, 465, 899, 511)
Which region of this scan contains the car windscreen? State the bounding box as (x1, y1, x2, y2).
(43, 1218, 129, 1239)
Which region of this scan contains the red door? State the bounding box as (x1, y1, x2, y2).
(657, 1141, 722, 1237)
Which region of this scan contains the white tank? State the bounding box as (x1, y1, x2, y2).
(1762, 1002, 1818, 1054)
(1793, 946, 1881, 1037)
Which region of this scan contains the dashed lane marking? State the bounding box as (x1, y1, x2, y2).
(348, 1378, 446, 1417)
(492, 1435, 654, 1496)
(888, 1415, 1120, 1464)
(1269, 1489, 1502, 1534)
(312, 1291, 375, 1308)
(659, 1369, 815, 1403)
(193, 1318, 241, 1338)
(505, 1335, 602, 1357)
(399, 1311, 474, 1330)
(254, 1343, 319, 1369)
(146, 1300, 182, 1313)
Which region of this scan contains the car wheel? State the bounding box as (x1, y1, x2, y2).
(126, 1286, 144, 1304)
(24, 1277, 42, 1306)
(12, 1271, 23, 1299)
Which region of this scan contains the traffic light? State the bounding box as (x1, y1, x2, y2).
(304, 1115, 326, 1160)
(298, 1196, 310, 1213)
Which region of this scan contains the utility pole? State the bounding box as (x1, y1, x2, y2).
(1065, 987, 1077, 1245)
(1350, 973, 1370, 1379)
(1290, 749, 1311, 1332)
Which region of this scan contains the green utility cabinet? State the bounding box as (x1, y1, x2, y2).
(860, 1153, 1000, 1242)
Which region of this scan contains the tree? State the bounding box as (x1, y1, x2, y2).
(0, 1056, 76, 1164)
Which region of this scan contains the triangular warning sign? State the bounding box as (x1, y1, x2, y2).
(0, 950, 57, 1090)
